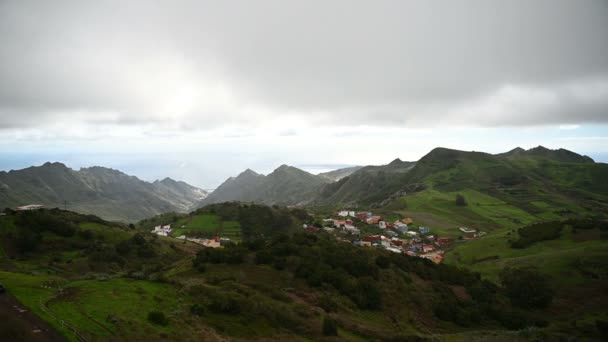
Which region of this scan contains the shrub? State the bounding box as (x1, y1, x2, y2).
(147, 311, 168, 326)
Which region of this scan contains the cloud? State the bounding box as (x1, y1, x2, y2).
(0, 0, 607, 132)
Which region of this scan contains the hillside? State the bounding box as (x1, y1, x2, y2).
(201, 165, 331, 206)
(0, 163, 207, 222)
(317, 147, 608, 216)
(1, 207, 586, 341)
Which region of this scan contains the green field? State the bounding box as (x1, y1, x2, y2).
(0, 271, 194, 341)
(444, 224, 608, 283)
(171, 213, 242, 241)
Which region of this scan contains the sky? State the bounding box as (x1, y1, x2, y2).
(0, 0, 607, 189)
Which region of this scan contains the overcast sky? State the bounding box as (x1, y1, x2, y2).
(1, 0, 607, 188)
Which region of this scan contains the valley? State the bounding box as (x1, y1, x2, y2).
(1, 146, 607, 341)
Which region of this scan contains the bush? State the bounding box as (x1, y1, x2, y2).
(147, 311, 168, 326)
(322, 317, 338, 336)
(455, 194, 467, 206)
(500, 266, 553, 309)
(511, 221, 562, 248)
(208, 293, 242, 314)
(375, 255, 391, 269)
(318, 295, 338, 313)
(190, 304, 205, 316)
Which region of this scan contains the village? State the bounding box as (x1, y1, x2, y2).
(303, 210, 485, 264)
(151, 224, 224, 248)
(148, 207, 487, 261)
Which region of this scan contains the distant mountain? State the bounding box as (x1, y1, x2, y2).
(314, 159, 416, 205)
(318, 166, 363, 181)
(201, 165, 331, 206)
(0, 162, 207, 221)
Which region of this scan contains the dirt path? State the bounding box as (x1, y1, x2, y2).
(0, 292, 67, 342)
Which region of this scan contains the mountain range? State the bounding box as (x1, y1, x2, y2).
(204, 146, 608, 216)
(2, 145, 605, 221)
(0, 162, 207, 221)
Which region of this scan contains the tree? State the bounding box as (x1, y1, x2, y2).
(322, 317, 338, 336)
(500, 266, 554, 309)
(455, 194, 467, 206)
(147, 311, 169, 326)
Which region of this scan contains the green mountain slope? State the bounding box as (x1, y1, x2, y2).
(201, 165, 331, 206)
(0, 163, 207, 221)
(314, 159, 417, 206)
(1, 207, 579, 341)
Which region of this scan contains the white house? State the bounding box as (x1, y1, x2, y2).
(459, 227, 477, 234)
(151, 224, 172, 237)
(378, 221, 387, 229)
(394, 222, 409, 233)
(386, 247, 402, 254)
(338, 210, 356, 217)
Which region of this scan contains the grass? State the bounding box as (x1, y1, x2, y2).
(0, 270, 193, 341)
(0, 271, 74, 338)
(444, 225, 608, 285)
(388, 189, 539, 238)
(171, 213, 242, 241)
(48, 278, 185, 339)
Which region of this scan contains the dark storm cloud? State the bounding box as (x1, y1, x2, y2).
(0, 0, 607, 129)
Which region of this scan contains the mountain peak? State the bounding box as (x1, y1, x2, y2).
(157, 177, 177, 184)
(525, 146, 594, 163)
(41, 161, 68, 169)
(388, 158, 403, 165)
(238, 168, 260, 177)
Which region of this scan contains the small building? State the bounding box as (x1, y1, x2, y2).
(422, 244, 435, 253)
(394, 221, 409, 233)
(437, 237, 454, 246)
(386, 247, 402, 254)
(459, 227, 477, 234)
(333, 220, 346, 228)
(402, 218, 413, 224)
(378, 221, 387, 229)
(363, 235, 382, 243)
(459, 227, 477, 238)
(366, 216, 381, 225)
(419, 226, 430, 234)
(151, 224, 172, 237)
(406, 231, 418, 237)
